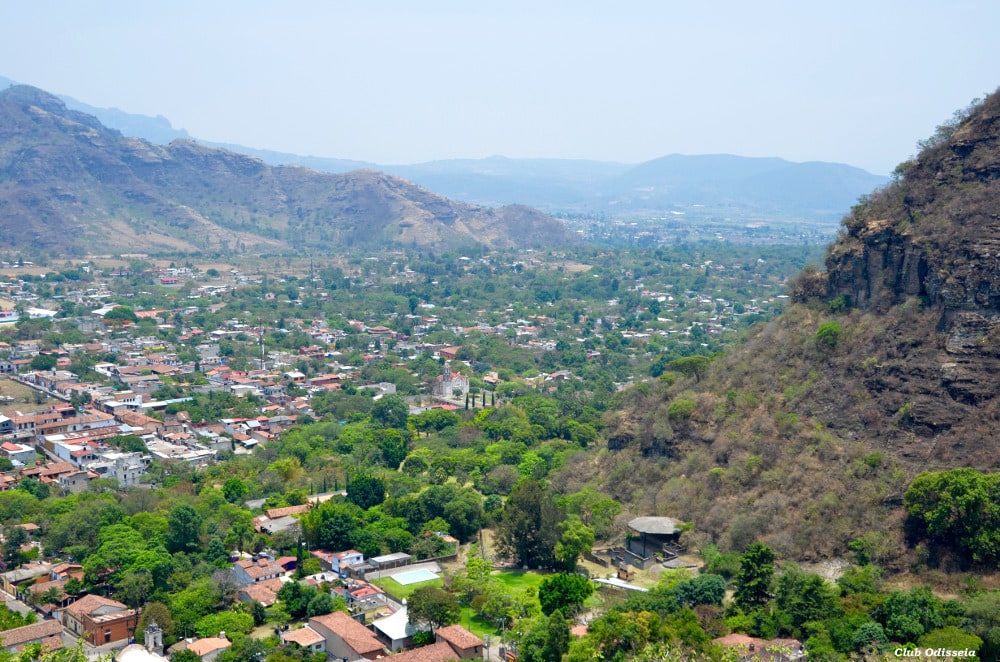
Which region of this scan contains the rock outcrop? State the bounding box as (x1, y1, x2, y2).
(587, 88, 1000, 560)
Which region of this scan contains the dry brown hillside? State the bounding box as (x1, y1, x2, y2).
(574, 88, 1000, 567)
(0, 85, 578, 254)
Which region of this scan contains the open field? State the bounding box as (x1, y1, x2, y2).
(0, 377, 56, 416)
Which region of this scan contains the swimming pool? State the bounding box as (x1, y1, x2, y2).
(392, 568, 440, 585)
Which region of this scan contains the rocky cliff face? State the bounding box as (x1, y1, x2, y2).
(821, 91, 1000, 408)
(585, 89, 1000, 561)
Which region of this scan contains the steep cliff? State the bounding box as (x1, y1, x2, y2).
(583, 89, 1000, 562)
(822, 92, 1000, 409)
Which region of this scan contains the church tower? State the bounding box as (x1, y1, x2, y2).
(144, 620, 163, 656)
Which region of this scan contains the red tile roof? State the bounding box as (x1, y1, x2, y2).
(265, 504, 311, 519)
(239, 583, 279, 607)
(0, 619, 64, 648)
(282, 626, 325, 647)
(435, 624, 484, 650)
(309, 611, 384, 656)
(390, 641, 459, 662)
(64, 594, 129, 618)
(187, 637, 232, 656)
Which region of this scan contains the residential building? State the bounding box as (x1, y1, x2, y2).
(0, 619, 65, 653)
(0, 442, 35, 466)
(237, 578, 284, 607)
(435, 625, 485, 659)
(232, 558, 285, 586)
(372, 606, 427, 652)
(307, 611, 386, 661)
(1, 562, 53, 595)
(61, 594, 138, 646)
(386, 641, 459, 662)
(186, 636, 232, 661)
(280, 627, 326, 655)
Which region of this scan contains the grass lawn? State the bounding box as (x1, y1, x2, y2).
(379, 576, 444, 600)
(457, 607, 500, 639)
(492, 569, 549, 591)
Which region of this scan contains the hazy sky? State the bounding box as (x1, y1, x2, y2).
(2, 1, 998, 175)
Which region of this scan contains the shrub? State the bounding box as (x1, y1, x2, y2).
(667, 399, 696, 422)
(815, 321, 843, 349)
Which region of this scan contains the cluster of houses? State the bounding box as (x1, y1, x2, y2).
(0, 311, 559, 492)
(0, 532, 484, 661)
(0, 395, 284, 494)
(279, 613, 483, 662)
(0, 556, 139, 655)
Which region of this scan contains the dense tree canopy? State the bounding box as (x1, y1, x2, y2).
(904, 468, 1000, 565)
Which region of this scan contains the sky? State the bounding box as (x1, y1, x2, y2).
(2, 1, 999, 175)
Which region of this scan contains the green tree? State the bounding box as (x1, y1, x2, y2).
(553, 516, 595, 571)
(6, 641, 102, 661)
(667, 355, 712, 382)
(194, 610, 254, 638)
(306, 592, 337, 617)
(559, 488, 621, 540)
(904, 468, 1000, 564)
(107, 434, 148, 453)
(850, 622, 888, 654)
(878, 587, 944, 644)
(674, 573, 726, 607)
(375, 428, 409, 469)
(2, 525, 29, 568)
(104, 305, 139, 324)
(305, 502, 363, 551)
(520, 611, 571, 662)
(918, 627, 982, 656)
(346, 473, 386, 510)
(965, 591, 1000, 661)
(166, 504, 203, 554)
(0, 603, 35, 631)
(370, 394, 409, 429)
(538, 573, 593, 616)
(495, 480, 562, 568)
(169, 642, 219, 662)
(277, 581, 318, 619)
(29, 354, 57, 371)
(407, 586, 461, 630)
(774, 565, 837, 638)
(222, 478, 249, 504)
(135, 601, 173, 645)
(734, 542, 775, 610)
(441, 488, 484, 541)
(815, 321, 843, 349)
(17, 478, 49, 501)
(117, 571, 154, 608)
(170, 578, 220, 636)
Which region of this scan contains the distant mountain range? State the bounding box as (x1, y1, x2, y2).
(0, 75, 888, 222)
(0, 84, 576, 254)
